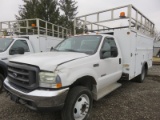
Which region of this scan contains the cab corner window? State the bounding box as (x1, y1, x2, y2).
(0, 38, 13, 52)
(100, 37, 118, 59)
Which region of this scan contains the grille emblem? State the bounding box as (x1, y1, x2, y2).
(13, 73, 18, 78)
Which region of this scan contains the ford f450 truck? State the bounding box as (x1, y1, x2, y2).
(0, 18, 70, 92)
(4, 5, 155, 120)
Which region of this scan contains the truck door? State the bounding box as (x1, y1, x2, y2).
(8, 39, 31, 59)
(98, 37, 122, 89)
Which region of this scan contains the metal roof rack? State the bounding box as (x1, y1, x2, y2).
(0, 18, 71, 38)
(74, 4, 155, 37)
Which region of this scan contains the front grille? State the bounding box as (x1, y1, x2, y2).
(8, 62, 39, 91)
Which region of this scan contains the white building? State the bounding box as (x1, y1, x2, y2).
(153, 41, 160, 57)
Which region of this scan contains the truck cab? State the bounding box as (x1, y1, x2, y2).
(0, 37, 34, 92)
(0, 37, 34, 62)
(0, 18, 70, 92)
(4, 33, 123, 115)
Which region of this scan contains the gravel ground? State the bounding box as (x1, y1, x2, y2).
(148, 65, 160, 77)
(0, 65, 160, 120)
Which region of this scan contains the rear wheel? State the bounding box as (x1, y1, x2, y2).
(137, 65, 147, 83)
(61, 86, 93, 120)
(0, 74, 4, 93)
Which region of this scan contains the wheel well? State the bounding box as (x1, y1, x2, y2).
(143, 62, 148, 74)
(0, 67, 5, 77)
(70, 76, 97, 91)
(144, 62, 148, 70)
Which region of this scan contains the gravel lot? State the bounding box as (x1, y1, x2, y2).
(0, 65, 160, 120)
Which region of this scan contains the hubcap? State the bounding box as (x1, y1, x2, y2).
(73, 94, 90, 120)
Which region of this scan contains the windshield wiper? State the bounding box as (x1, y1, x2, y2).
(64, 49, 89, 54)
(65, 49, 81, 52)
(51, 48, 59, 51)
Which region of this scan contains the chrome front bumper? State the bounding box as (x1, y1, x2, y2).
(4, 78, 69, 110)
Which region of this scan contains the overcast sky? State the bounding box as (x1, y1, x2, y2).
(0, 0, 160, 30)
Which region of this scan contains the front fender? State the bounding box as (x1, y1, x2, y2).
(59, 68, 98, 87)
(0, 60, 8, 77)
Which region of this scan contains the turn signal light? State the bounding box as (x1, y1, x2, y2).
(56, 83, 62, 88)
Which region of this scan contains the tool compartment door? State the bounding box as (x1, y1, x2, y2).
(135, 34, 153, 77)
(129, 32, 137, 79)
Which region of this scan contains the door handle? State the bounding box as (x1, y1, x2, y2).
(119, 58, 121, 64)
(93, 63, 99, 67)
(1, 58, 8, 60)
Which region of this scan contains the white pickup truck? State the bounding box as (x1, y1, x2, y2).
(0, 18, 70, 92)
(4, 5, 154, 120)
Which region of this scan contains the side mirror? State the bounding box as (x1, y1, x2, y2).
(9, 47, 25, 55)
(111, 47, 118, 57)
(100, 50, 111, 59)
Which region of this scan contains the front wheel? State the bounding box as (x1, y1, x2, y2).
(0, 74, 4, 93)
(61, 86, 93, 120)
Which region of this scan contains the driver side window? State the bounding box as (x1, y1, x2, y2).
(101, 37, 118, 59)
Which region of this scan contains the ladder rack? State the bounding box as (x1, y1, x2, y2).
(74, 4, 155, 37)
(0, 18, 71, 38)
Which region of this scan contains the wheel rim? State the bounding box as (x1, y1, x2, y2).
(73, 94, 90, 120)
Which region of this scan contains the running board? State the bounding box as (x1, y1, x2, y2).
(96, 83, 122, 100)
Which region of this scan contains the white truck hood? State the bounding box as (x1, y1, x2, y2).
(9, 52, 89, 71)
(0, 52, 5, 59)
(0, 51, 9, 63)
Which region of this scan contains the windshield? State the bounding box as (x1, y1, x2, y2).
(0, 38, 13, 52)
(55, 35, 102, 55)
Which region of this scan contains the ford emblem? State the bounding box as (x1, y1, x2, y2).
(13, 73, 18, 78)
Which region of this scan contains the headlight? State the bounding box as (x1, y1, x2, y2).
(39, 72, 62, 88)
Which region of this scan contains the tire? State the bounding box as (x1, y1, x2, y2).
(61, 86, 93, 120)
(0, 74, 4, 93)
(136, 65, 147, 83)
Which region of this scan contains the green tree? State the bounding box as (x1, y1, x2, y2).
(59, 0, 78, 33)
(16, 0, 40, 20)
(59, 0, 78, 21)
(38, 0, 60, 24)
(16, 0, 60, 24)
